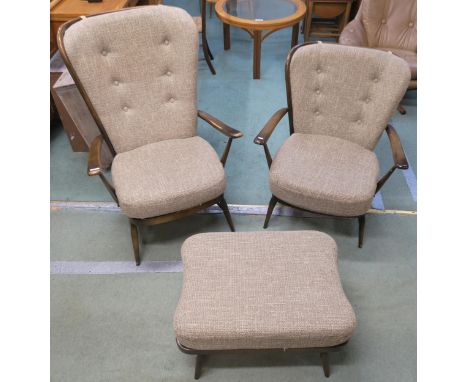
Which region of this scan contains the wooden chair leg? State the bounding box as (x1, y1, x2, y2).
(207, 42, 214, 60)
(320, 352, 330, 378)
(202, 36, 216, 75)
(130, 222, 141, 266)
(358, 214, 366, 248)
(263, 195, 278, 229)
(194, 354, 205, 380)
(217, 195, 235, 232)
(398, 104, 407, 115)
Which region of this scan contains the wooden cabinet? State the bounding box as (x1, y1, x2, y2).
(51, 63, 113, 166)
(50, 0, 142, 56)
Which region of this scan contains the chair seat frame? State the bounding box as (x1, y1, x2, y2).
(57, 8, 243, 265)
(176, 338, 347, 379)
(254, 42, 409, 247)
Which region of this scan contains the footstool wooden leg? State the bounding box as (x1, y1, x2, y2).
(320, 352, 330, 378)
(217, 195, 235, 232)
(130, 221, 141, 266)
(194, 354, 205, 380)
(263, 195, 278, 229)
(358, 215, 366, 248)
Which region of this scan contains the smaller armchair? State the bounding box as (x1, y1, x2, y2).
(58, 6, 242, 265)
(255, 42, 410, 247)
(339, 0, 416, 113)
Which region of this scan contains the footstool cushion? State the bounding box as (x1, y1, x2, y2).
(174, 231, 356, 351)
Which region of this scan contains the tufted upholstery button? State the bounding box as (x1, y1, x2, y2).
(113, 80, 119, 86)
(166, 71, 172, 76)
(381, 19, 386, 24)
(316, 89, 320, 95)
(315, 111, 320, 116)
(169, 97, 175, 103)
(164, 39, 169, 45)
(373, 77, 379, 83)
(123, 106, 129, 112)
(409, 21, 414, 27)
(366, 97, 371, 103)
(317, 68, 322, 74)
(101, 50, 108, 56)
(357, 119, 362, 124)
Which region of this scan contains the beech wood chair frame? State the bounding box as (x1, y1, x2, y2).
(57, 8, 243, 265)
(254, 42, 409, 247)
(177, 338, 347, 379)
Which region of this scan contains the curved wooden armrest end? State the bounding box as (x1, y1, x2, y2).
(254, 108, 289, 145)
(198, 110, 243, 138)
(386, 124, 409, 169)
(88, 135, 105, 176)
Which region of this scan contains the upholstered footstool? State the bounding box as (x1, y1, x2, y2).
(174, 231, 356, 379)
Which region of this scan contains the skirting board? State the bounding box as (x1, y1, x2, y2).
(50, 200, 416, 217)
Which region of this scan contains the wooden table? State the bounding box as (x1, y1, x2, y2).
(50, 0, 161, 56)
(215, 0, 306, 79)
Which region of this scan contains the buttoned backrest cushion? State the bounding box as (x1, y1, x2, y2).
(62, 6, 198, 153)
(361, 0, 416, 52)
(289, 43, 410, 150)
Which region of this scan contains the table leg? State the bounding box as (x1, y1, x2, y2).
(223, 23, 231, 50)
(253, 30, 262, 79)
(291, 22, 299, 48)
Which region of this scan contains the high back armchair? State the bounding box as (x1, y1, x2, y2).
(58, 5, 242, 265)
(255, 42, 410, 247)
(339, 0, 416, 104)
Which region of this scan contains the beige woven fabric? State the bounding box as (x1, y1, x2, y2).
(174, 231, 356, 350)
(63, 6, 198, 153)
(289, 43, 410, 150)
(192, 16, 202, 33)
(112, 137, 225, 219)
(270, 134, 379, 217)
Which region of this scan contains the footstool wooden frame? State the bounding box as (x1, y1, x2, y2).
(176, 339, 347, 379)
(174, 231, 356, 379)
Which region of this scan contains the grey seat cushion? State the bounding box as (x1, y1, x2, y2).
(112, 136, 225, 219)
(270, 133, 379, 217)
(174, 231, 356, 350)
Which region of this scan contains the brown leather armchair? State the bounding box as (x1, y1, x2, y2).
(339, 0, 416, 112)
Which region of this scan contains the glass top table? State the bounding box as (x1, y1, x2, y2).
(215, 0, 306, 79)
(222, 0, 299, 22)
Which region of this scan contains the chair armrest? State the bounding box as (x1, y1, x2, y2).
(254, 108, 289, 145)
(88, 135, 105, 176)
(386, 124, 409, 169)
(338, 18, 368, 47)
(198, 110, 243, 138)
